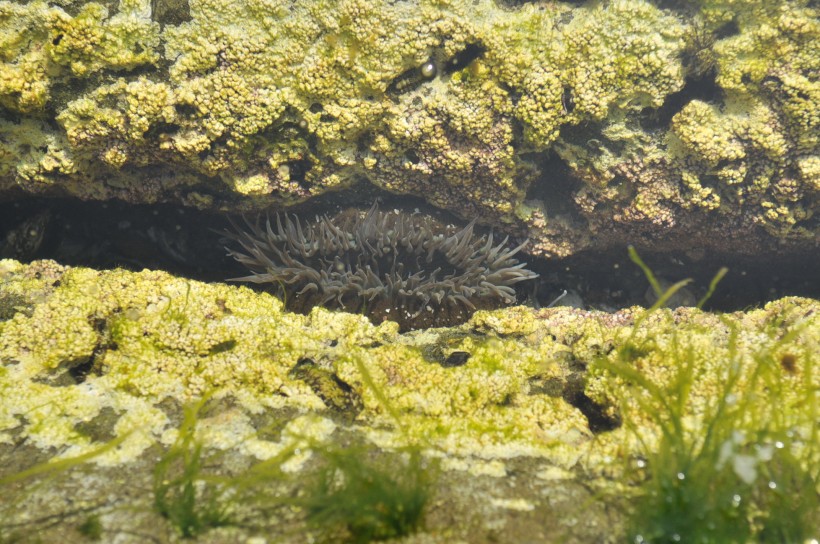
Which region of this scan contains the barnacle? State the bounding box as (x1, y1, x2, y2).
(223, 205, 537, 330)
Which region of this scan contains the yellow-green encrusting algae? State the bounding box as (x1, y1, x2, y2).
(2, 0, 816, 257)
(1, 259, 817, 483)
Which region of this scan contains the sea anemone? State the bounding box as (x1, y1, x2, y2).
(223, 204, 537, 330)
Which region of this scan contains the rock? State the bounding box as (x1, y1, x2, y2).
(1, 259, 817, 541)
(0, 0, 815, 259)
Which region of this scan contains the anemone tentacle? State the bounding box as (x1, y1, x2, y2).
(223, 205, 538, 330)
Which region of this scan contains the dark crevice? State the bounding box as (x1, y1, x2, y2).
(404, 148, 420, 165)
(386, 41, 488, 99)
(443, 351, 470, 368)
(69, 355, 97, 384)
(117, 63, 166, 81)
(523, 152, 586, 219)
(557, 121, 623, 155)
(639, 71, 723, 130)
(498, 80, 521, 108)
(532, 372, 621, 434)
(561, 86, 575, 114)
(565, 389, 622, 434)
(174, 103, 198, 117)
(144, 121, 181, 139)
(0, 198, 235, 281)
(562, 374, 621, 434)
(387, 65, 430, 97)
(443, 43, 486, 75)
(1, 195, 818, 320)
(714, 19, 740, 40)
(285, 157, 312, 184)
(305, 132, 320, 158)
(527, 244, 820, 314)
(420, 332, 472, 367)
(151, 0, 192, 27)
(0, 106, 24, 124)
(208, 339, 237, 355)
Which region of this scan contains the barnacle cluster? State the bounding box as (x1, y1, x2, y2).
(224, 205, 537, 330)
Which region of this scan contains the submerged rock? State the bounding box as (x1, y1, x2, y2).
(0, 0, 816, 259)
(0, 259, 817, 541)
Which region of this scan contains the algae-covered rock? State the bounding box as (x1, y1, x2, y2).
(1, 258, 816, 465)
(0, 0, 816, 257)
(542, 0, 819, 256)
(0, 0, 683, 217)
(1, 259, 818, 540)
(0, 258, 587, 465)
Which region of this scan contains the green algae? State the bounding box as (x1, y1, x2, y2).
(583, 251, 820, 541)
(1, 258, 819, 540)
(2, 258, 817, 472)
(298, 444, 432, 543)
(76, 515, 103, 540)
(151, 391, 431, 541)
(593, 306, 819, 541)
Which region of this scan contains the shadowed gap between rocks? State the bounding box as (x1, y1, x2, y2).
(0, 196, 817, 320)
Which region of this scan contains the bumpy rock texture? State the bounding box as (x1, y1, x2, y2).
(0, 0, 817, 257)
(0, 258, 816, 464)
(1, 259, 818, 541)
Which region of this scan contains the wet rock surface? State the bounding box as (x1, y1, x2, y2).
(0, 0, 817, 259)
(1, 259, 817, 541)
